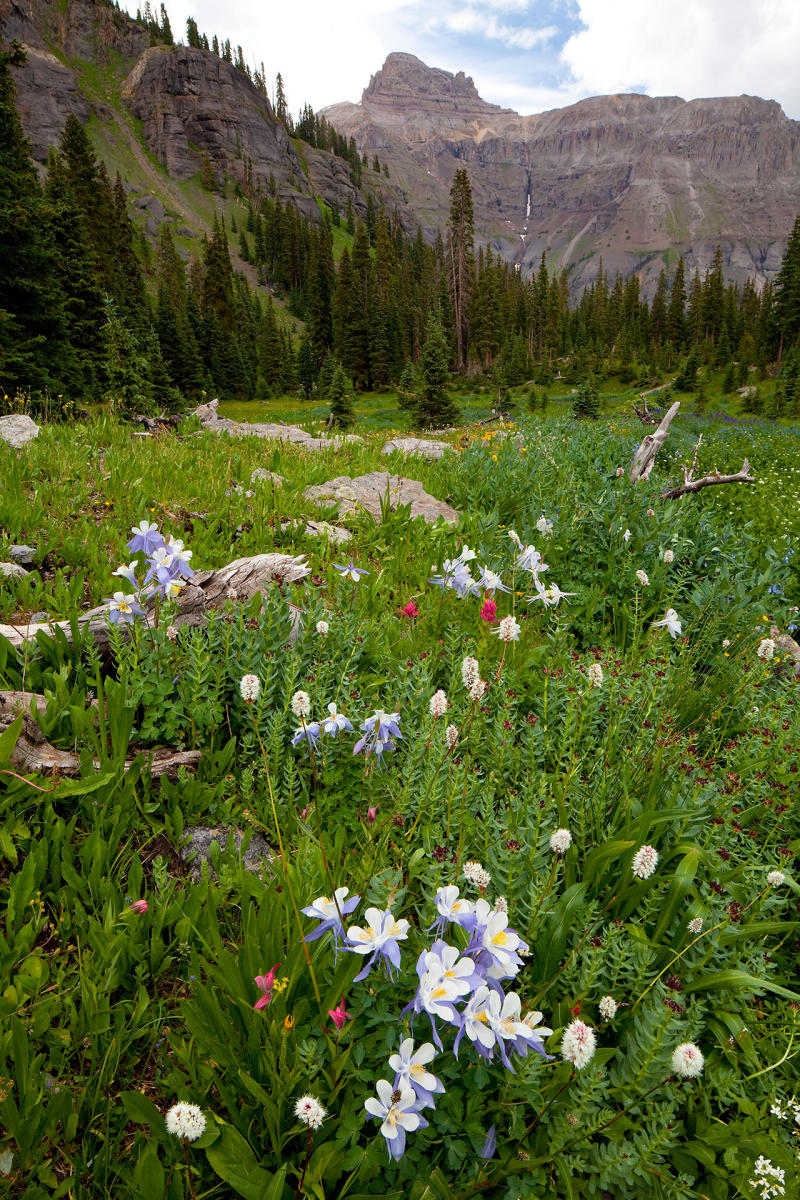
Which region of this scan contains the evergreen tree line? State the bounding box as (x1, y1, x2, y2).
(5, 39, 800, 418)
(0, 48, 294, 410)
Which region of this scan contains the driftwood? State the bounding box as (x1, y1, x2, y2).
(629, 401, 681, 482)
(627, 404, 757, 499)
(632, 381, 674, 425)
(0, 553, 310, 650)
(0, 690, 200, 782)
(660, 433, 754, 499)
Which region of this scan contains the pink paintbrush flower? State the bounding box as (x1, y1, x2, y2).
(328, 998, 351, 1030)
(254, 963, 281, 1011)
(480, 599, 497, 622)
(401, 601, 419, 618)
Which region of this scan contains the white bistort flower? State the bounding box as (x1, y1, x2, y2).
(767, 870, 786, 887)
(461, 656, 480, 689)
(463, 860, 491, 889)
(587, 662, 603, 686)
(598, 996, 618, 1021)
(291, 690, 312, 719)
(561, 1020, 596, 1070)
(636, 569, 649, 587)
(165, 1102, 206, 1141)
(757, 638, 776, 661)
(295, 1095, 327, 1129)
(671, 1042, 704, 1078)
(469, 679, 487, 702)
(687, 917, 704, 934)
(662, 548, 674, 564)
(550, 828, 572, 854)
(445, 724, 459, 749)
(494, 615, 521, 642)
(429, 689, 448, 718)
(239, 674, 260, 703)
(315, 619, 329, 635)
(722, 637, 731, 649)
(632, 844, 659, 879)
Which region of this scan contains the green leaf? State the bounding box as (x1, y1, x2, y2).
(583, 840, 635, 884)
(0, 714, 23, 762)
(652, 848, 698, 942)
(684, 970, 800, 1002)
(120, 1091, 168, 1141)
(205, 1126, 284, 1200)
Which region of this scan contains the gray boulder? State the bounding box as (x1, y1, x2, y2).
(304, 471, 459, 525)
(382, 436, 452, 461)
(10, 545, 36, 566)
(0, 414, 40, 449)
(0, 562, 28, 579)
(180, 825, 274, 881)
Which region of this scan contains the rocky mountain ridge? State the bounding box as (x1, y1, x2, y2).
(325, 52, 800, 294)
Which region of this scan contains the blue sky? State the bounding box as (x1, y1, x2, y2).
(124, 0, 800, 119)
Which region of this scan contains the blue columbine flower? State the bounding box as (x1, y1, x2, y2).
(347, 907, 410, 981)
(333, 558, 370, 582)
(301, 887, 360, 959)
(353, 709, 402, 761)
(105, 591, 145, 624)
(364, 1081, 426, 1161)
(389, 1038, 445, 1110)
(126, 520, 165, 556)
(291, 721, 322, 751)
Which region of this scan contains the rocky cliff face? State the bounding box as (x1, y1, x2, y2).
(1, 0, 372, 225)
(325, 53, 800, 294)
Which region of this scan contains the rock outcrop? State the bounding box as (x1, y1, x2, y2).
(304, 472, 459, 525)
(382, 436, 453, 461)
(325, 52, 800, 295)
(192, 400, 364, 449)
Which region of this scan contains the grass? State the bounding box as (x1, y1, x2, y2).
(0, 405, 798, 1199)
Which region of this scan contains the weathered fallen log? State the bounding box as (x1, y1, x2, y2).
(0, 690, 200, 781)
(629, 401, 681, 481)
(0, 553, 310, 650)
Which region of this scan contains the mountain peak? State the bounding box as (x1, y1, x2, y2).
(363, 52, 504, 111)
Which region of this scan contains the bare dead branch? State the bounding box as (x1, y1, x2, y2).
(660, 459, 754, 499)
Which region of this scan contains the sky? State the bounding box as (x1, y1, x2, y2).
(126, 0, 800, 119)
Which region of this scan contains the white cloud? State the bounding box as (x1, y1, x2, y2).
(561, 0, 800, 115)
(116, 0, 800, 118)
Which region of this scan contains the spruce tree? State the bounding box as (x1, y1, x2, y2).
(446, 167, 474, 371)
(416, 310, 459, 427)
(572, 375, 600, 419)
(328, 362, 355, 427)
(397, 359, 419, 411)
(0, 44, 68, 394)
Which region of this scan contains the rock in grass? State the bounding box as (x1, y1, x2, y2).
(382, 436, 453, 461)
(0, 561, 28, 579)
(180, 825, 274, 881)
(304, 471, 459, 525)
(192, 400, 364, 448)
(0, 414, 39, 449)
(251, 468, 284, 485)
(10, 545, 36, 566)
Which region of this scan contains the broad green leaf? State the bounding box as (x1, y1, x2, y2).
(0, 714, 23, 762)
(684, 970, 800, 1002)
(652, 848, 698, 942)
